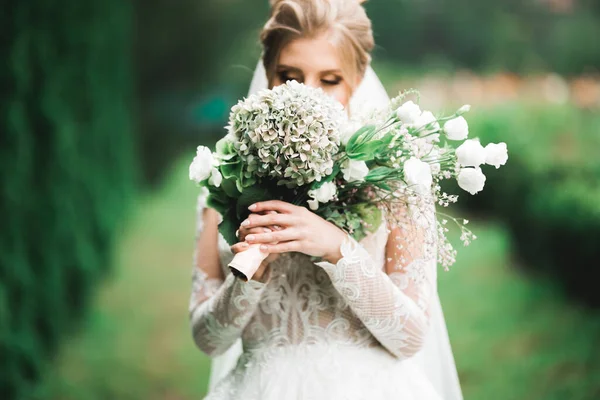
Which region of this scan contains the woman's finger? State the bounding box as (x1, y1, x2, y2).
(248, 200, 298, 214)
(238, 225, 271, 241)
(242, 213, 297, 229)
(245, 228, 302, 244)
(230, 242, 250, 254)
(259, 241, 303, 254)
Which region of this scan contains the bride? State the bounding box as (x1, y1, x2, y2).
(189, 0, 463, 399)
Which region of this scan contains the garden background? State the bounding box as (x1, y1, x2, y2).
(1, 0, 599, 399)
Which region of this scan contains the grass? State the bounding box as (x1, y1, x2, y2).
(36, 157, 600, 400)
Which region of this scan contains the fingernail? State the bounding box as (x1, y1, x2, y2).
(248, 204, 257, 210)
(263, 228, 271, 233)
(246, 235, 254, 241)
(241, 219, 250, 226)
(260, 245, 268, 251)
(240, 242, 248, 248)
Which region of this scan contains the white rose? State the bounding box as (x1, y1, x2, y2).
(396, 101, 422, 124)
(444, 116, 469, 140)
(189, 146, 215, 183)
(342, 160, 369, 183)
(404, 157, 432, 194)
(456, 139, 486, 167)
(307, 181, 337, 210)
(457, 167, 486, 195)
(414, 111, 440, 142)
(208, 168, 222, 187)
(484, 142, 508, 169)
(340, 121, 362, 146)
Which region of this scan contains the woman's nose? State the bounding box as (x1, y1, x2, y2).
(304, 76, 321, 89)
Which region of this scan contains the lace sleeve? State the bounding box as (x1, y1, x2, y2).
(315, 200, 437, 359)
(189, 188, 272, 357)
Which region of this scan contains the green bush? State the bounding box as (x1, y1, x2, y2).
(456, 104, 600, 306)
(0, 1, 135, 398)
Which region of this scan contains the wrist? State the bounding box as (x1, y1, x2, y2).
(323, 229, 347, 264)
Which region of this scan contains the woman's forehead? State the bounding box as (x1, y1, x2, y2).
(278, 36, 343, 74)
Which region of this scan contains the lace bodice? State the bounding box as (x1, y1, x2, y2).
(189, 191, 437, 360)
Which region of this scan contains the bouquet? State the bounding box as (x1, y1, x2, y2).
(190, 81, 508, 281)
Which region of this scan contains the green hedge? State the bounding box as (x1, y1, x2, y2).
(0, 1, 135, 398)
(456, 104, 600, 306)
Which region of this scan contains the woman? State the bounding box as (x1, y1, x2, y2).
(190, 1, 463, 399)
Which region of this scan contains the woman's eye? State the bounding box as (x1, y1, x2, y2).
(278, 73, 300, 83)
(322, 78, 341, 86)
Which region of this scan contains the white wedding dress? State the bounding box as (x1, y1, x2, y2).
(188, 63, 463, 400)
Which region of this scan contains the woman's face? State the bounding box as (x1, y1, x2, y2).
(271, 34, 357, 108)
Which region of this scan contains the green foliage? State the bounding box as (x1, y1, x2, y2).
(0, 1, 135, 398)
(134, 0, 269, 186)
(366, 0, 600, 75)
(456, 104, 600, 306)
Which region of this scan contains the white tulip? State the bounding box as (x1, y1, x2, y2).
(457, 167, 486, 195)
(404, 157, 432, 195)
(485, 142, 508, 169)
(396, 101, 422, 124)
(189, 146, 215, 183)
(307, 181, 337, 210)
(456, 139, 486, 167)
(444, 116, 469, 140)
(342, 160, 369, 183)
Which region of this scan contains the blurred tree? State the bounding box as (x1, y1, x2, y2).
(366, 0, 600, 74)
(0, 1, 135, 398)
(134, 0, 269, 186)
(454, 105, 600, 307)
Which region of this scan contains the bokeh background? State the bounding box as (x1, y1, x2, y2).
(1, 0, 599, 399)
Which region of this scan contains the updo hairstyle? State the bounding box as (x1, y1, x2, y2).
(261, 0, 374, 90)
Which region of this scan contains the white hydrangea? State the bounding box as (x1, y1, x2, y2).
(226, 81, 346, 187)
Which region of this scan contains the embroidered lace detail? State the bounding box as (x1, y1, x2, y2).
(189, 189, 437, 361)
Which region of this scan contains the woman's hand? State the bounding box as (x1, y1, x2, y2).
(230, 212, 281, 281)
(240, 200, 347, 264)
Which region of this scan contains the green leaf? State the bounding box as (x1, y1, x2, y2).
(235, 185, 274, 220)
(215, 135, 237, 161)
(217, 208, 240, 246)
(220, 178, 241, 198)
(220, 161, 242, 180)
(347, 139, 388, 161)
(345, 125, 376, 153)
(366, 166, 396, 182)
(311, 164, 341, 190)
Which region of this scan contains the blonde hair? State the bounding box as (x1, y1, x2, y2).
(261, 0, 374, 90)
